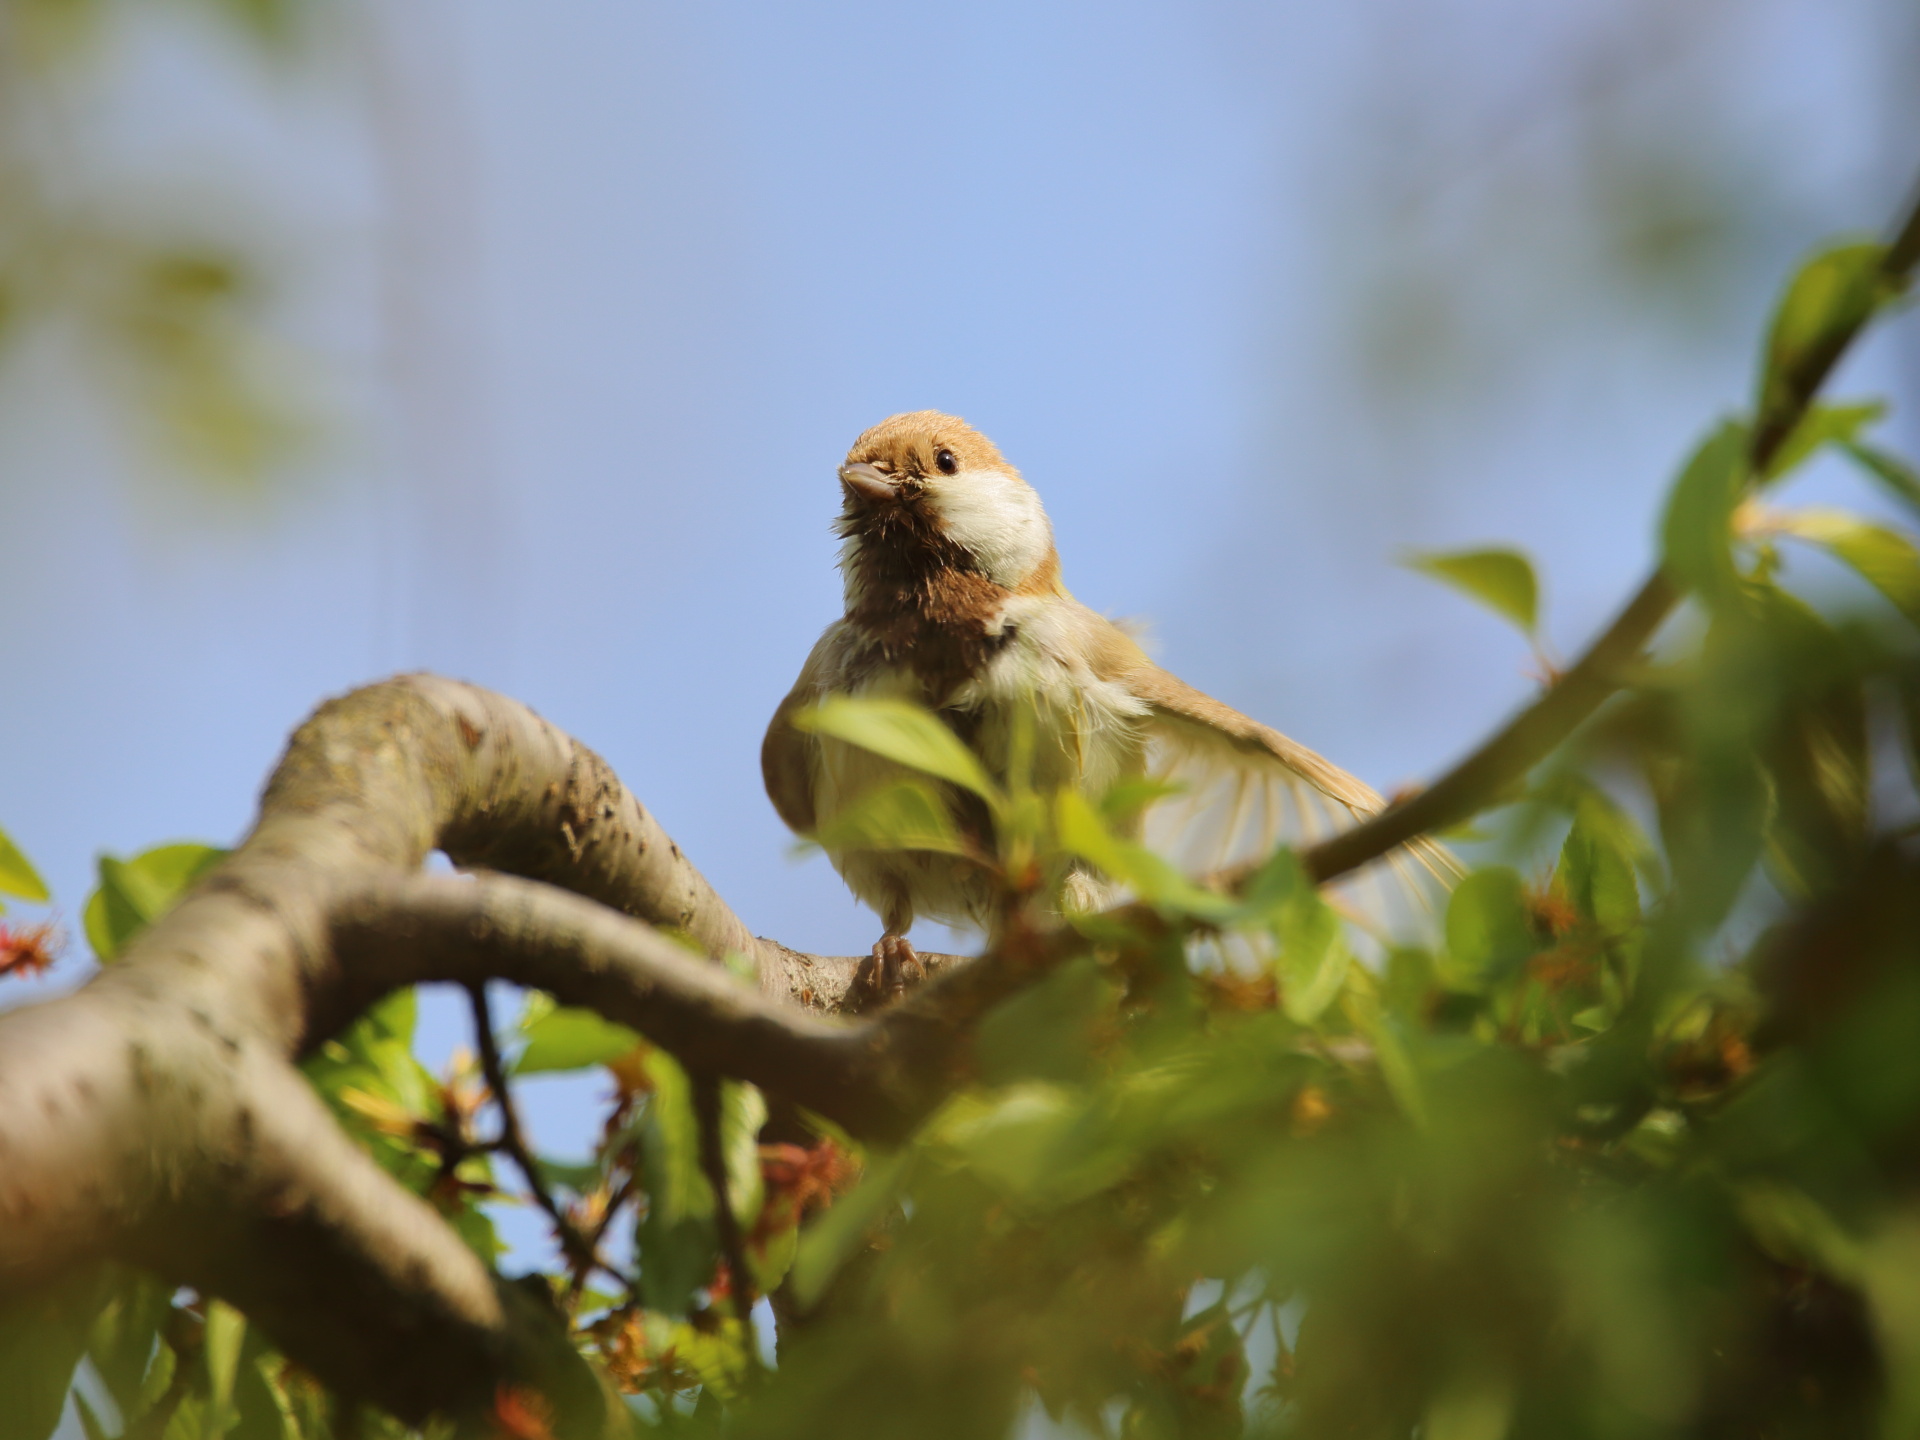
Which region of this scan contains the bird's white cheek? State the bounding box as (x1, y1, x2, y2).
(926, 467, 1053, 587)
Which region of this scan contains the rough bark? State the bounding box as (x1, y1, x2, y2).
(0, 675, 984, 1428)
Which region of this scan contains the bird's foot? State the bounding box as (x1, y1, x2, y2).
(845, 934, 926, 1015)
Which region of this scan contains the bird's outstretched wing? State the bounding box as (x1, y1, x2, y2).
(1110, 659, 1462, 937)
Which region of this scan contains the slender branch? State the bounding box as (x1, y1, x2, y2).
(1302, 177, 1920, 885)
(325, 872, 928, 1139)
(464, 982, 605, 1287)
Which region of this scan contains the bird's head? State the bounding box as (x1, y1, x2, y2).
(834, 411, 1059, 610)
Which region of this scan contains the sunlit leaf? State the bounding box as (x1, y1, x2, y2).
(83, 842, 227, 962)
(0, 826, 49, 904)
(1262, 851, 1350, 1025)
(203, 1299, 247, 1438)
(535, 1155, 604, 1195)
(795, 696, 1002, 807)
(813, 779, 969, 856)
(1842, 440, 1920, 520)
(512, 990, 642, 1076)
(1764, 398, 1887, 481)
(1402, 546, 1539, 634)
(1054, 789, 1232, 921)
(1556, 793, 1641, 932)
(85, 1269, 173, 1421)
(632, 1051, 766, 1318)
(1767, 506, 1920, 625)
(1758, 240, 1888, 425)
(1659, 419, 1751, 607)
(1443, 867, 1536, 989)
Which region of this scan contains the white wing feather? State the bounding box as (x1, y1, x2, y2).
(1127, 676, 1461, 942)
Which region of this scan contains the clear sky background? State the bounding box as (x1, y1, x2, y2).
(2, 0, 1916, 1266)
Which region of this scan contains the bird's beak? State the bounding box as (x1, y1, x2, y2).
(838, 462, 898, 505)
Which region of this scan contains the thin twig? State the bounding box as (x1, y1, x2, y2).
(563, 1172, 640, 1312)
(1303, 174, 1920, 886)
(464, 981, 605, 1286)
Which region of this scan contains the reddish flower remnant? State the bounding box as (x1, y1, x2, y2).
(0, 922, 61, 981)
(748, 1137, 860, 1263)
(759, 1138, 857, 1219)
(491, 1384, 556, 1440)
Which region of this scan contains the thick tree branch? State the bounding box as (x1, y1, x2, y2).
(0, 674, 966, 1428)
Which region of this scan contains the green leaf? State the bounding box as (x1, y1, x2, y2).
(1346, 992, 1427, 1130)
(632, 1051, 766, 1317)
(1765, 399, 1887, 480)
(1402, 547, 1539, 634)
(86, 1269, 175, 1419)
(813, 779, 968, 855)
(1768, 506, 1920, 625)
(0, 1265, 110, 1440)
(1733, 1180, 1864, 1286)
(0, 826, 49, 904)
(84, 842, 228, 961)
(228, 1344, 296, 1440)
(1841, 440, 1920, 521)
(794, 696, 1003, 807)
(535, 1154, 605, 1194)
(513, 990, 642, 1075)
(1659, 419, 1751, 607)
(1443, 867, 1537, 989)
(1257, 850, 1351, 1025)
(1758, 241, 1888, 425)
(1556, 794, 1641, 932)
(1054, 789, 1233, 921)
(202, 1300, 247, 1440)
(300, 990, 438, 1183)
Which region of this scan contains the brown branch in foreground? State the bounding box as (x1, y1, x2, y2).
(1303, 177, 1920, 887)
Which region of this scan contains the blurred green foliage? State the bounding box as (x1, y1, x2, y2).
(0, 0, 315, 492)
(5, 218, 1920, 1440)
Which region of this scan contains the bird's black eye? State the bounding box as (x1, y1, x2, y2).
(935, 448, 958, 475)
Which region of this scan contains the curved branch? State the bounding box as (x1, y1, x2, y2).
(1303, 178, 1920, 885)
(0, 674, 967, 1426)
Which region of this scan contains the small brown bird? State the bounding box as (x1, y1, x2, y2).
(763, 411, 1451, 1002)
